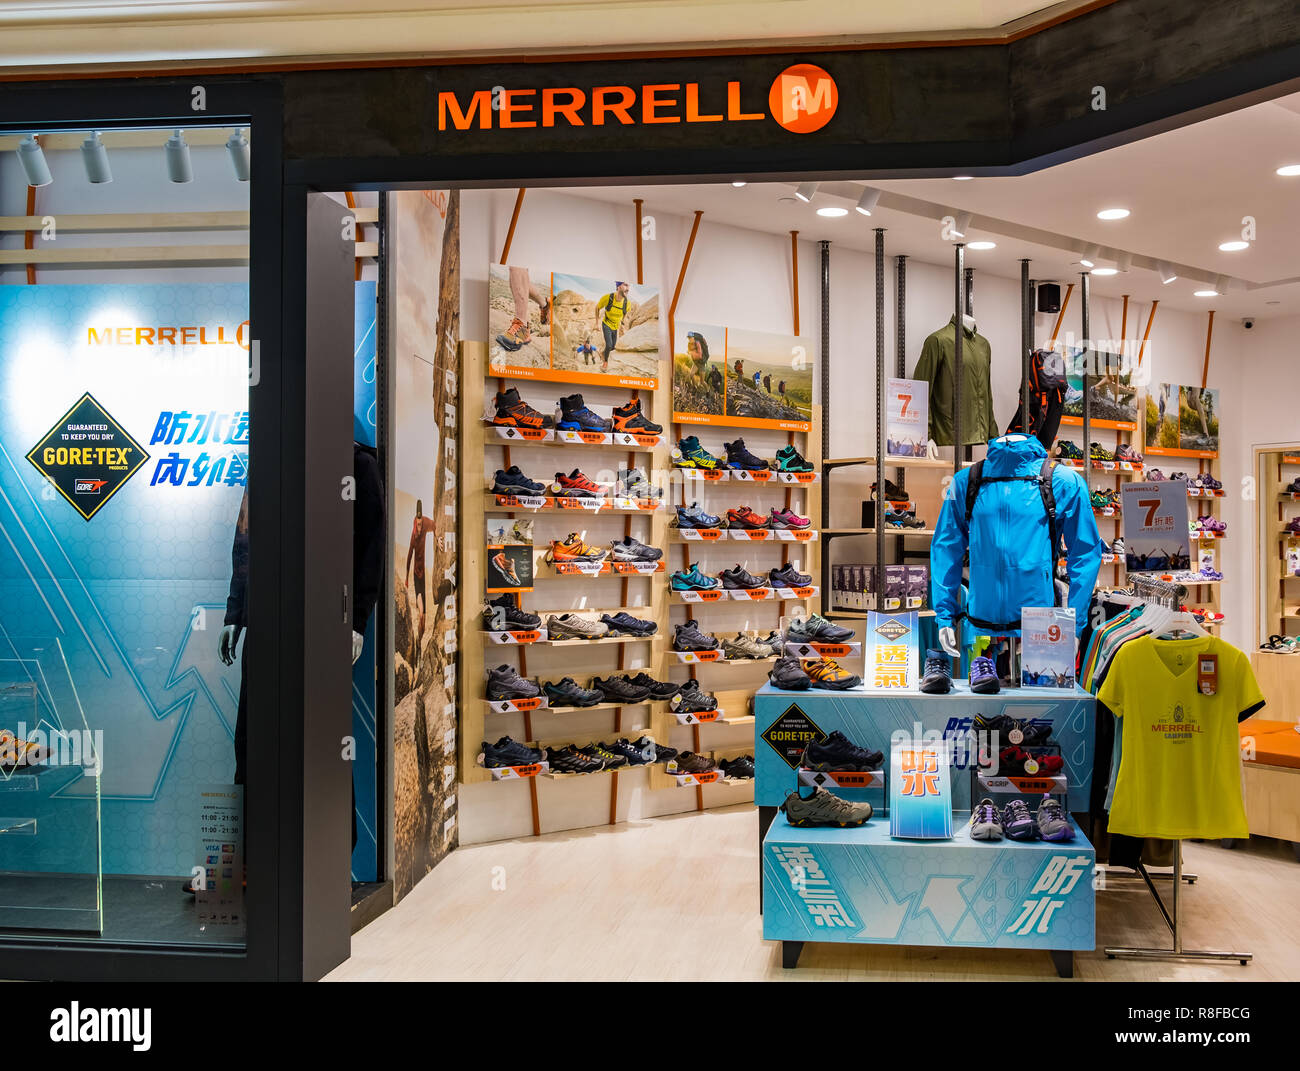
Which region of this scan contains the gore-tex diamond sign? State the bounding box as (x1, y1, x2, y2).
(761, 703, 826, 770)
(27, 393, 149, 520)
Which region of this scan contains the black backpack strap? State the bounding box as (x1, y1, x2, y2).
(1038, 458, 1059, 557)
(964, 459, 985, 530)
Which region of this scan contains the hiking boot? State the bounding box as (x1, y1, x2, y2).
(969, 655, 1001, 694)
(806, 659, 863, 691)
(482, 736, 544, 767)
(726, 505, 768, 530)
(626, 673, 680, 700)
(674, 502, 721, 529)
(1111, 536, 1126, 556)
(723, 633, 775, 660)
(969, 798, 1003, 841)
(496, 318, 532, 352)
(774, 445, 814, 473)
(884, 507, 925, 529)
(547, 533, 608, 563)
(781, 787, 873, 828)
(483, 596, 542, 632)
(673, 751, 716, 774)
(1054, 439, 1084, 461)
(673, 621, 719, 651)
(1089, 442, 1115, 462)
(763, 630, 786, 655)
(492, 387, 553, 429)
(720, 563, 767, 589)
(545, 745, 603, 774)
(553, 469, 603, 498)
(578, 742, 627, 769)
(801, 729, 882, 771)
(1147, 468, 1167, 480)
(491, 553, 521, 586)
(1000, 799, 1037, 840)
(675, 436, 723, 469)
(919, 648, 953, 694)
(492, 466, 546, 495)
(786, 613, 854, 643)
(599, 612, 657, 636)
(612, 398, 662, 435)
(545, 613, 609, 639)
(768, 507, 811, 530)
(671, 564, 721, 591)
(557, 393, 612, 432)
(607, 737, 657, 766)
(633, 736, 677, 764)
(592, 675, 651, 703)
(724, 438, 769, 471)
(719, 755, 755, 779)
(1116, 443, 1144, 464)
(543, 678, 603, 708)
(769, 563, 812, 588)
(610, 536, 662, 562)
(870, 478, 909, 504)
(485, 664, 540, 701)
(673, 687, 718, 713)
(617, 467, 662, 500)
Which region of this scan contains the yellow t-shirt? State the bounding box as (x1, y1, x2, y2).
(597, 293, 628, 330)
(1098, 635, 1264, 840)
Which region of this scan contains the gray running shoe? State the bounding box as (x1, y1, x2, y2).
(617, 467, 662, 500)
(969, 798, 1003, 841)
(546, 613, 610, 640)
(780, 787, 873, 828)
(610, 536, 663, 562)
(763, 630, 786, 655)
(723, 633, 775, 660)
(1036, 794, 1075, 842)
(786, 613, 855, 643)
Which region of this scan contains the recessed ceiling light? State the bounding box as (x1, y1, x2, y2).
(1097, 208, 1130, 220)
(1194, 289, 1218, 297)
(816, 206, 848, 218)
(1276, 164, 1300, 176)
(1218, 240, 1249, 252)
(953, 175, 974, 181)
(1090, 267, 1119, 276)
(967, 241, 996, 250)
(794, 181, 819, 203)
(731, 181, 747, 188)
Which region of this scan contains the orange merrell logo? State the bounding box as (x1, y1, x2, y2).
(437, 66, 838, 135)
(768, 64, 838, 133)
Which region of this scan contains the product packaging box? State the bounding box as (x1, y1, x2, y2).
(906, 565, 929, 610)
(866, 565, 906, 611)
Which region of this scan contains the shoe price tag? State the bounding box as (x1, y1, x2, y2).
(557, 429, 612, 445)
(612, 432, 661, 447)
(1198, 653, 1218, 696)
(679, 528, 722, 541)
(612, 561, 663, 574)
(730, 529, 770, 540)
(777, 471, 820, 484)
(774, 529, 817, 541)
(676, 589, 723, 602)
(491, 425, 554, 443)
(729, 588, 772, 600)
(732, 470, 773, 482)
(1022, 757, 1040, 775)
(493, 493, 550, 510)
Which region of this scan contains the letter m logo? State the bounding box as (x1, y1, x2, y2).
(769, 64, 839, 133)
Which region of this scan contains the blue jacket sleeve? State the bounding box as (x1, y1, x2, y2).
(1054, 467, 1106, 634)
(929, 469, 970, 632)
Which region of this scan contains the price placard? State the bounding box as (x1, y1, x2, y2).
(886, 378, 929, 460)
(1121, 480, 1191, 573)
(1020, 607, 1076, 688)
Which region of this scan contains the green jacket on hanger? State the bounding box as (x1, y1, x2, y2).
(912, 315, 998, 447)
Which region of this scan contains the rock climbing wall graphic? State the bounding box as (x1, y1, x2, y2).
(391, 190, 461, 900)
(0, 283, 248, 878)
(487, 263, 660, 390)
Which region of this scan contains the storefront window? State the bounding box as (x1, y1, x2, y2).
(0, 124, 251, 947)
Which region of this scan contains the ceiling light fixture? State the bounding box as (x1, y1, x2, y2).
(951, 211, 972, 239)
(731, 181, 747, 188)
(1158, 261, 1178, 284)
(164, 129, 193, 183)
(1079, 244, 1100, 268)
(855, 187, 881, 216)
(1218, 240, 1248, 252)
(16, 134, 53, 187)
(953, 175, 973, 181)
(816, 206, 848, 218)
(794, 181, 819, 203)
(226, 128, 251, 181)
(1090, 266, 1119, 276)
(1276, 164, 1300, 176)
(1194, 289, 1218, 297)
(1097, 208, 1131, 220)
(1114, 252, 1132, 272)
(80, 131, 112, 184)
(1215, 274, 1230, 293)
(967, 240, 996, 250)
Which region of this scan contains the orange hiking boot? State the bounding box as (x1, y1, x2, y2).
(546, 533, 609, 563)
(612, 398, 663, 435)
(492, 387, 553, 429)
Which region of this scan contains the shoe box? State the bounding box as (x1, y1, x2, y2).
(832, 564, 929, 612)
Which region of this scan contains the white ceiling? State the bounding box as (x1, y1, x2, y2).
(0, 1, 1079, 70)
(567, 90, 1300, 320)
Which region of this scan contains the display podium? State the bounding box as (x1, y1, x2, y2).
(755, 682, 1096, 976)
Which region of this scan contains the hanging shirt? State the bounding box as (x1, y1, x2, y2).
(912, 315, 998, 447)
(1098, 636, 1265, 840)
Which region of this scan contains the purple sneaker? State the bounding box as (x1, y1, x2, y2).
(1000, 798, 1036, 841)
(1036, 795, 1074, 842)
(969, 655, 1001, 694)
(768, 506, 811, 530)
(969, 798, 1003, 841)
(1146, 468, 1166, 481)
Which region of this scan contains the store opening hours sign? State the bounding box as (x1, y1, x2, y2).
(1121, 481, 1190, 573)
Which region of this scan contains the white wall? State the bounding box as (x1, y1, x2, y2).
(455, 187, 1283, 844)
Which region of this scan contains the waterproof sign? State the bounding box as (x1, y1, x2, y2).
(885, 378, 928, 459)
(1121, 480, 1190, 573)
(889, 740, 953, 839)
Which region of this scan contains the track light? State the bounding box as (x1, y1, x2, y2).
(1114, 252, 1132, 272)
(16, 134, 53, 188)
(1158, 262, 1178, 285)
(80, 131, 112, 184)
(1214, 274, 1230, 294)
(165, 129, 193, 183)
(855, 187, 881, 216)
(951, 212, 972, 239)
(226, 128, 251, 182)
(794, 181, 819, 203)
(1079, 243, 1100, 268)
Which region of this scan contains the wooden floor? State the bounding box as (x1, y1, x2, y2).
(326, 806, 1300, 981)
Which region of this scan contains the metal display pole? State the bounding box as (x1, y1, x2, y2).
(952, 243, 965, 476)
(874, 228, 886, 603)
(820, 240, 831, 596)
(896, 254, 907, 499)
(1080, 271, 1091, 495)
(1021, 260, 1032, 437)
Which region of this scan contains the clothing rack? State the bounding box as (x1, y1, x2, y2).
(1101, 576, 1252, 966)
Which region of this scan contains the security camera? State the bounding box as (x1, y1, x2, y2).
(1242, 317, 1255, 329)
